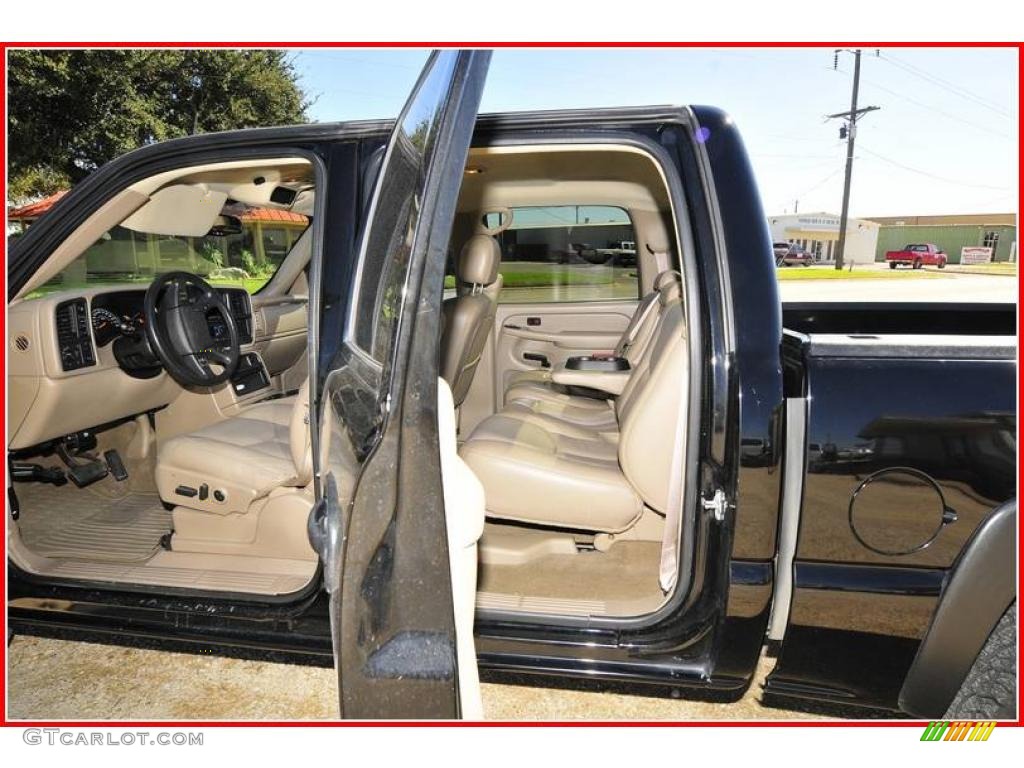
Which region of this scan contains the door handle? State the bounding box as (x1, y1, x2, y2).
(523, 352, 550, 368)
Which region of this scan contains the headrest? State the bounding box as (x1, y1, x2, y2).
(458, 234, 500, 287)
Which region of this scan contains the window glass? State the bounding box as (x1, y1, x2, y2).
(484, 205, 639, 304)
(25, 205, 308, 299)
(351, 51, 458, 364)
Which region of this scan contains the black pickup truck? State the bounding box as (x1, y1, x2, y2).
(6, 50, 1017, 720)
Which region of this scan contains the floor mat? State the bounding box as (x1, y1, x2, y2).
(16, 482, 172, 564)
(477, 540, 664, 616)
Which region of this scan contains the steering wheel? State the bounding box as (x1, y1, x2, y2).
(144, 271, 240, 387)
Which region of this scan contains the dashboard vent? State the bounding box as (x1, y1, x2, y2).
(55, 298, 96, 371)
(13, 334, 31, 352)
(219, 289, 253, 345)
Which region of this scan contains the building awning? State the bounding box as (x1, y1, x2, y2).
(8, 190, 68, 221)
(784, 228, 840, 241)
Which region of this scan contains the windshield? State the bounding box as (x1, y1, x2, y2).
(24, 203, 309, 299)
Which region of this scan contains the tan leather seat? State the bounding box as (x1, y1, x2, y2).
(460, 276, 686, 533)
(440, 233, 503, 406)
(502, 270, 679, 426)
(156, 380, 312, 517)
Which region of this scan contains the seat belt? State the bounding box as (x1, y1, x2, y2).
(614, 291, 660, 356)
(658, 389, 688, 593)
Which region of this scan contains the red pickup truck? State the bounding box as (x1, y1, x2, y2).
(886, 242, 948, 269)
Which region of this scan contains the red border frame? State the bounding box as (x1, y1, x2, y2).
(1, 41, 1021, 729)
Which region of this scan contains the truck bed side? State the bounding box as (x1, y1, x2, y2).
(766, 305, 1016, 711)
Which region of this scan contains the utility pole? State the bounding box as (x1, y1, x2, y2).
(828, 49, 879, 270)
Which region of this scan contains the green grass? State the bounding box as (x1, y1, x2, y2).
(23, 275, 270, 300)
(445, 262, 634, 290)
(774, 267, 942, 281)
(946, 262, 1017, 275)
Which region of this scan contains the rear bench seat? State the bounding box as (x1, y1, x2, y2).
(459, 274, 686, 533)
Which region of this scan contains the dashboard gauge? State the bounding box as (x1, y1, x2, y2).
(91, 307, 122, 346)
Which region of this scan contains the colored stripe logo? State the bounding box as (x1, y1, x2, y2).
(921, 721, 997, 741)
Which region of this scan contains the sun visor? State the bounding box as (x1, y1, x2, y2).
(122, 184, 228, 237)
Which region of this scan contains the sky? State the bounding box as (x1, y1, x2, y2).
(293, 47, 1018, 218)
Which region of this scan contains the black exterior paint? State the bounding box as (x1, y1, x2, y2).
(6, 102, 1016, 716)
(766, 332, 1016, 711)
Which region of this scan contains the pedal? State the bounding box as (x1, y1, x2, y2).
(66, 460, 108, 488)
(10, 462, 68, 486)
(104, 449, 129, 482)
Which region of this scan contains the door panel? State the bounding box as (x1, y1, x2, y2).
(458, 299, 637, 435)
(310, 50, 490, 719)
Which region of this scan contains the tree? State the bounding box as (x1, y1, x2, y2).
(8, 50, 310, 201)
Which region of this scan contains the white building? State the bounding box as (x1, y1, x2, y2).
(767, 212, 880, 265)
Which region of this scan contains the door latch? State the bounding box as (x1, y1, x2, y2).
(702, 489, 728, 522)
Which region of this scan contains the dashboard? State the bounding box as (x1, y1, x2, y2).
(8, 283, 302, 452)
(55, 287, 254, 375)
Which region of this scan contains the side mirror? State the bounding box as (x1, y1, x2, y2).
(207, 214, 242, 237)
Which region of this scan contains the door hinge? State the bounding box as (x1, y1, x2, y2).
(702, 488, 727, 522)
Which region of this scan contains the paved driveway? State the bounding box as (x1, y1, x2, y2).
(778, 271, 1015, 303)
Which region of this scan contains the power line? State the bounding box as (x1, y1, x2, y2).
(791, 166, 845, 201)
(857, 144, 1014, 191)
(877, 52, 1012, 119)
(836, 66, 1013, 141)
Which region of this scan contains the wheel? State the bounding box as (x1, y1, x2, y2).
(913, 259, 922, 270)
(938, 260, 946, 269)
(945, 603, 1017, 720)
(889, 262, 897, 269)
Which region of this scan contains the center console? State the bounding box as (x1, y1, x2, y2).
(553, 355, 632, 398)
(564, 355, 630, 372)
(230, 352, 271, 397)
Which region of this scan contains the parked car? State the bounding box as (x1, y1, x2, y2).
(7, 51, 1016, 721)
(777, 243, 814, 267)
(886, 242, 948, 269)
(773, 241, 791, 261)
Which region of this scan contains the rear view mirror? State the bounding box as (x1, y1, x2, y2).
(207, 214, 242, 237)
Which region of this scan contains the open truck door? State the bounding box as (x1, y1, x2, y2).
(307, 50, 491, 719)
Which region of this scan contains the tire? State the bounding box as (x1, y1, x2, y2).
(889, 262, 898, 269)
(938, 260, 946, 269)
(945, 603, 1017, 720)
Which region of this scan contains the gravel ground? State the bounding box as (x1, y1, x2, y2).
(6, 635, 858, 721)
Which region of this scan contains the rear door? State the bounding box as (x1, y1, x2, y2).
(309, 50, 490, 719)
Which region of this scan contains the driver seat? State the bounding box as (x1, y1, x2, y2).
(155, 381, 313, 548)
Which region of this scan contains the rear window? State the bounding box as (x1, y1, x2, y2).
(477, 205, 640, 304)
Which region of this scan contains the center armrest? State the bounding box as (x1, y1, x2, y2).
(551, 364, 631, 396)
